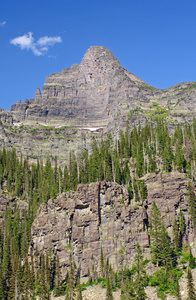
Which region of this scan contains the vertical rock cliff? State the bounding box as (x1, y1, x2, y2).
(30, 173, 195, 279)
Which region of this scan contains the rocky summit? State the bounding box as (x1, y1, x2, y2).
(0, 46, 196, 161)
(8, 46, 196, 129)
(10, 46, 145, 128)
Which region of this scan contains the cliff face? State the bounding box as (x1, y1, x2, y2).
(30, 172, 195, 279)
(10, 46, 147, 128)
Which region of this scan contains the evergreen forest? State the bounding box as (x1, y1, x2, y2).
(0, 118, 196, 299)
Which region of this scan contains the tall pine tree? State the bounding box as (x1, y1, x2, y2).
(187, 267, 196, 300)
(132, 243, 147, 300)
(105, 276, 113, 300)
(149, 201, 173, 267)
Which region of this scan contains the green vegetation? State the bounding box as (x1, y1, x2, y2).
(187, 267, 196, 299)
(128, 106, 143, 117)
(0, 117, 195, 298)
(187, 181, 196, 228)
(178, 82, 196, 92)
(106, 276, 114, 300)
(145, 101, 169, 119)
(139, 85, 162, 92)
(149, 201, 174, 267)
(149, 267, 183, 299)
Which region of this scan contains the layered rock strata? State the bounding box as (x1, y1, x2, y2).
(10, 46, 147, 127)
(9, 46, 196, 130)
(30, 172, 195, 279)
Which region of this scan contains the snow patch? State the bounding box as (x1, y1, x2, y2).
(79, 127, 104, 131)
(13, 122, 23, 127)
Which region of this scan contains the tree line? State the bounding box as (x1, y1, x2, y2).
(0, 118, 195, 298)
(0, 118, 196, 203)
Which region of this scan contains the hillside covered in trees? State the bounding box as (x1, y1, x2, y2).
(0, 118, 195, 299)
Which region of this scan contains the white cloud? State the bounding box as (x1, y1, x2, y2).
(0, 21, 6, 27)
(10, 32, 62, 56)
(11, 32, 34, 50)
(37, 36, 62, 46)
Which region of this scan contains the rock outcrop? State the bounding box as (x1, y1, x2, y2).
(30, 172, 195, 279)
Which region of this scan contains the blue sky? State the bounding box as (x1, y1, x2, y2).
(1, 0, 196, 111)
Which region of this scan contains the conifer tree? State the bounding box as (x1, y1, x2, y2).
(159, 223, 174, 267)
(187, 181, 196, 228)
(103, 136, 113, 182)
(172, 217, 180, 253)
(113, 157, 121, 184)
(149, 201, 163, 265)
(30, 252, 35, 294)
(174, 141, 186, 172)
(149, 201, 173, 267)
(69, 151, 78, 190)
(138, 180, 148, 201)
(178, 207, 185, 236)
(21, 220, 28, 259)
(100, 246, 105, 278)
(120, 277, 135, 300)
(3, 233, 12, 292)
(63, 164, 69, 191)
(90, 137, 100, 180)
(22, 255, 31, 299)
(173, 124, 183, 145)
(106, 276, 113, 300)
(39, 253, 49, 300)
(136, 142, 144, 177)
(0, 261, 5, 299)
(189, 248, 196, 269)
(133, 243, 147, 300)
(15, 161, 24, 196)
(187, 267, 196, 300)
(79, 150, 89, 184)
(44, 254, 50, 291)
(122, 160, 130, 185)
(66, 252, 75, 300)
(162, 137, 173, 172)
(133, 177, 139, 202)
(54, 254, 62, 296)
(175, 278, 181, 300)
(12, 254, 22, 299)
(7, 271, 16, 300)
(77, 277, 83, 300)
(148, 147, 157, 173)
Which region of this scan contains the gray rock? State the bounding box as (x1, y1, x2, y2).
(30, 173, 196, 280)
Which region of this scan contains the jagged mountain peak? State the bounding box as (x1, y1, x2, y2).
(10, 46, 147, 128)
(80, 45, 120, 66)
(80, 46, 145, 84)
(0, 46, 196, 173)
(4, 45, 196, 137)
